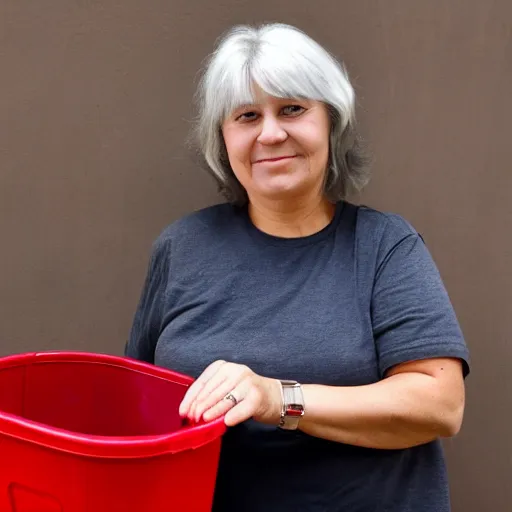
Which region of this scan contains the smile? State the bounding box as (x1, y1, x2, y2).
(254, 156, 296, 163)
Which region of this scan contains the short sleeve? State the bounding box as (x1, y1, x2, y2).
(124, 235, 172, 364)
(371, 218, 470, 378)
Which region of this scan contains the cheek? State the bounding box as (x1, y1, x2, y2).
(223, 130, 253, 166)
(300, 130, 329, 165)
(314, 127, 330, 167)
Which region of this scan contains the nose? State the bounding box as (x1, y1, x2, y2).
(256, 114, 288, 145)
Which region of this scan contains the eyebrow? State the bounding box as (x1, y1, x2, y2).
(233, 103, 257, 111)
(234, 98, 304, 110)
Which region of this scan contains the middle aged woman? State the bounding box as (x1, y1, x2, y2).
(126, 23, 470, 512)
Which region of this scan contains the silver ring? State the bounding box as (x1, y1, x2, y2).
(224, 393, 238, 406)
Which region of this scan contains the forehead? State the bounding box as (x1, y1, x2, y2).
(234, 85, 304, 108)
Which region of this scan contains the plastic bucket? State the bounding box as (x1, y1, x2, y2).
(0, 351, 226, 511)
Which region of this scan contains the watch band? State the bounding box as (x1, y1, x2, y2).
(278, 380, 305, 430)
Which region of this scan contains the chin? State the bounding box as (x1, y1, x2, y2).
(254, 175, 309, 196)
(255, 185, 311, 202)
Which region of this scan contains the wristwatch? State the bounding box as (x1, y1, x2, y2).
(278, 380, 305, 430)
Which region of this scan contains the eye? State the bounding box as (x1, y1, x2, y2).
(235, 111, 259, 122)
(281, 105, 305, 116)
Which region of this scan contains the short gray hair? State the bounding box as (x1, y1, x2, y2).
(193, 23, 371, 205)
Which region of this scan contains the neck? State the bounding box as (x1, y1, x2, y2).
(247, 195, 336, 238)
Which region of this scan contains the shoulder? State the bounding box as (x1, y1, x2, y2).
(152, 202, 242, 250)
(346, 202, 428, 270)
(355, 203, 418, 239)
(354, 203, 422, 249)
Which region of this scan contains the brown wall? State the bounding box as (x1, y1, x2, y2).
(1, 1, 511, 510)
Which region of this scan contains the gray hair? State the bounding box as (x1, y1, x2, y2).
(193, 23, 371, 205)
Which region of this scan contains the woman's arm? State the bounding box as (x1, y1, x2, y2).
(124, 236, 172, 363)
(179, 356, 465, 450)
(299, 357, 465, 449)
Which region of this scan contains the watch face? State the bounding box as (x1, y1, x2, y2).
(280, 381, 305, 430)
(285, 404, 304, 417)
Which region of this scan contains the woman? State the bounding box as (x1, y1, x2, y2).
(125, 23, 470, 512)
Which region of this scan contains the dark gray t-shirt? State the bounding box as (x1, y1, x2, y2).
(125, 201, 470, 512)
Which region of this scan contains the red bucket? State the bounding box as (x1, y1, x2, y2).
(0, 351, 226, 511)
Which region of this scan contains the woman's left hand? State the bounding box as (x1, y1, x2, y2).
(178, 360, 282, 427)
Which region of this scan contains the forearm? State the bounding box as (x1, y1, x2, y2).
(299, 373, 464, 450)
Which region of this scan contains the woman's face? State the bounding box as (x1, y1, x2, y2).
(221, 86, 331, 203)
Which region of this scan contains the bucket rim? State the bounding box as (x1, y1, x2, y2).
(0, 351, 227, 458)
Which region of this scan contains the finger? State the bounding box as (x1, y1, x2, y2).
(179, 360, 226, 416)
(191, 365, 248, 420)
(192, 374, 244, 422)
(200, 378, 250, 423)
(194, 365, 233, 403)
(180, 360, 225, 417)
(202, 393, 237, 422)
(224, 387, 260, 427)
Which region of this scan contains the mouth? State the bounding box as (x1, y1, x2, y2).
(254, 155, 297, 164)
